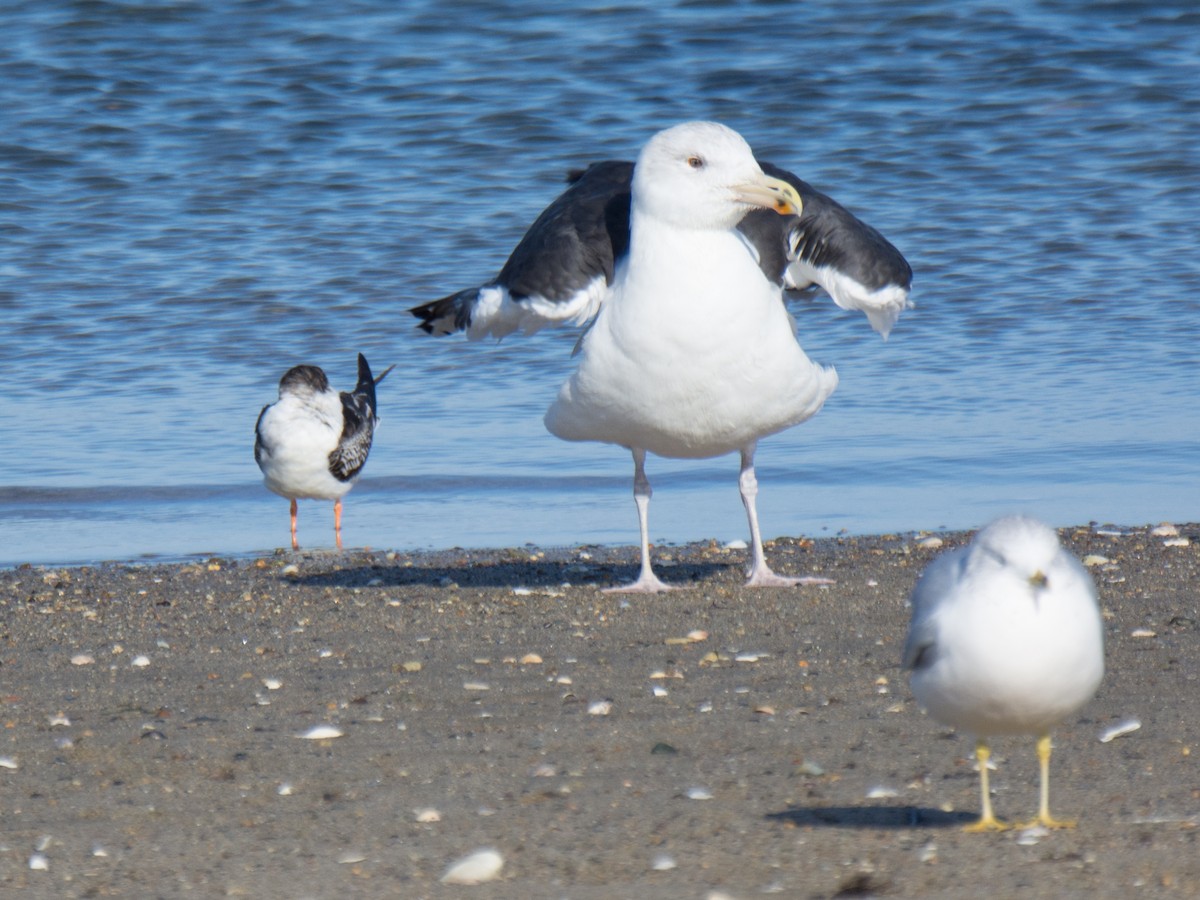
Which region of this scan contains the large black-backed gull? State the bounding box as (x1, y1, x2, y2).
(412, 121, 911, 591)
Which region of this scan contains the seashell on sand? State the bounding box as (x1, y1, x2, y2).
(440, 848, 504, 885)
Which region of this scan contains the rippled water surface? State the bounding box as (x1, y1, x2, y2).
(2, 0, 1197, 565)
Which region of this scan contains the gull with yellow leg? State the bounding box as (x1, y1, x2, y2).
(902, 516, 1105, 831)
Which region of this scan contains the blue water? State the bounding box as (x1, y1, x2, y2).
(2, 1, 1197, 566)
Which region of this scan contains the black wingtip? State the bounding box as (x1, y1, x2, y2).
(409, 304, 439, 334)
(352, 354, 379, 412)
(356, 353, 373, 385)
(410, 289, 475, 336)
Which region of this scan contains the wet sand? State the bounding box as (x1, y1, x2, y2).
(1, 524, 1197, 898)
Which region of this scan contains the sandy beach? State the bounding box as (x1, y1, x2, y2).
(1, 524, 1197, 898)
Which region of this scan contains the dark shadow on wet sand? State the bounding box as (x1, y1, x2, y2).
(768, 805, 975, 829)
(289, 555, 737, 591)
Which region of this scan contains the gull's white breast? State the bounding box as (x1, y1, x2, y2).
(911, 558, 1104, 736)
(545, 224, 837, 459)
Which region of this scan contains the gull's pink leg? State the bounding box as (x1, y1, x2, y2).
(290, 498, 300, 551)
(334, 498, 344, 550)
(604, 448, 675, 594)
(739, 444, 833, 587)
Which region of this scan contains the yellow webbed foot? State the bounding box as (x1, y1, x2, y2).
(963, 813, 1010, 833)
(964, 739, 1008, 833)
(1016, 813, 1077, 830)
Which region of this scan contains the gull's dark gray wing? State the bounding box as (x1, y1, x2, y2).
(754, 161, 912, 337)
(253, 404, 270, 469)
(410, 161, 633, 339)
(901, 547, 967, 670)
(328, 354, 380, 482)
(412, 156, 911, 339)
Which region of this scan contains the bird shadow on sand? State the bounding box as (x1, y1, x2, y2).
(767, 805, 974, 830)
(287, 556, 737, 591)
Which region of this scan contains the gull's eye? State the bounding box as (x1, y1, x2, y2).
(687, 155, 704, 169)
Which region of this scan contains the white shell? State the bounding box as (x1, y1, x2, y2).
(1098, 719, 1141, 743)
(440, 848, 504, 885)
(297, 725, 344, 740)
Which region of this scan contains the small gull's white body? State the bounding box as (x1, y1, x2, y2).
(903, 515, 1104, 830)
(254, 354, 391, 550)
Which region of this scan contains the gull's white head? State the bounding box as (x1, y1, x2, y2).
(972, 515, 1063, 587)
(631, 121, 801, 230)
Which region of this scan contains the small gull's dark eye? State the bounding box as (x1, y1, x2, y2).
(687, 155, 703, 169)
